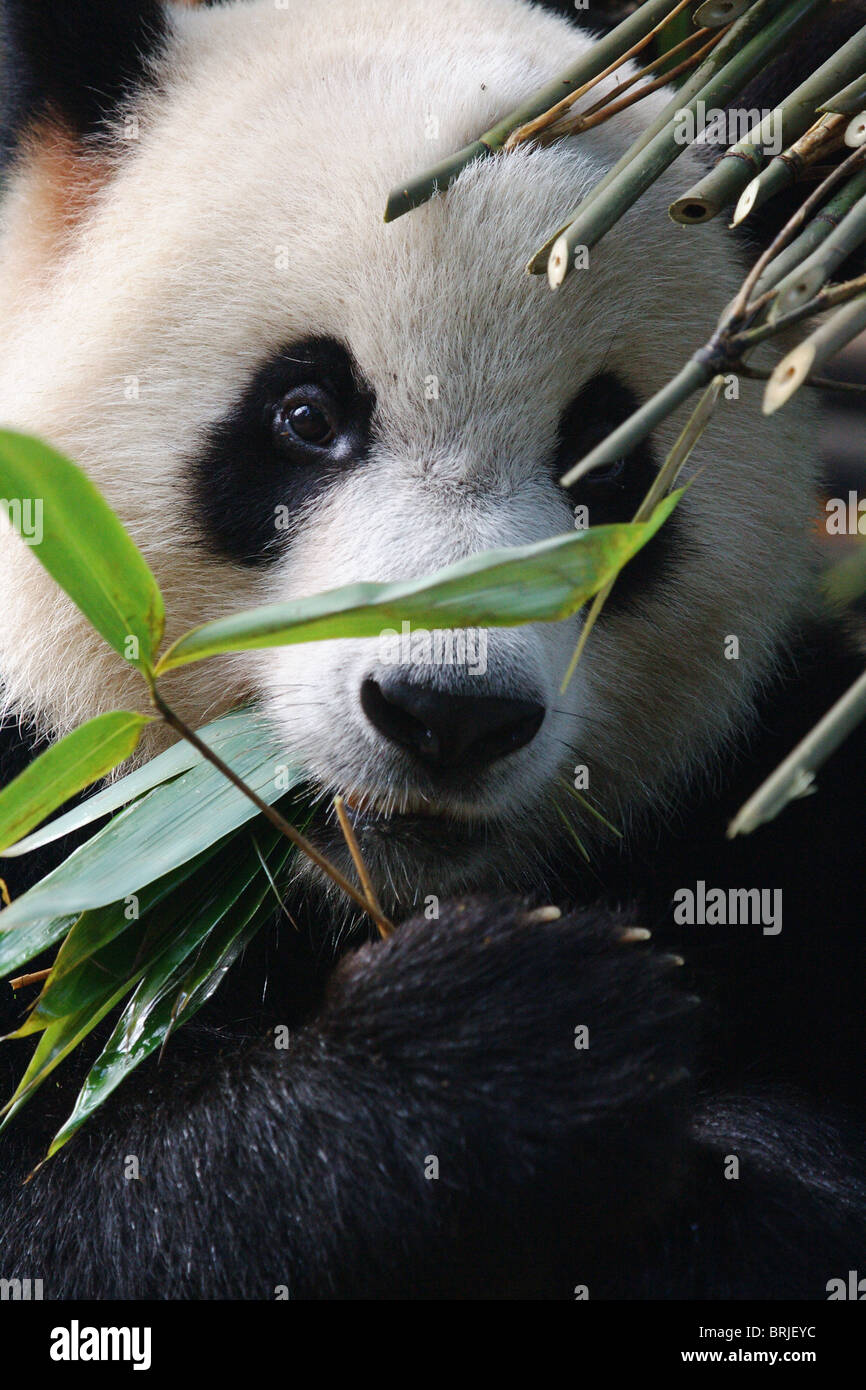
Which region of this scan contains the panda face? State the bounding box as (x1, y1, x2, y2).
(0, 0, 820, 906)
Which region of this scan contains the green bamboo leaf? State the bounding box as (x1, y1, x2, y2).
(157, 501, 678, 672)
(0, 980, 135, 1130)
(0, 714, 302, 940)
(46, 834, 293, 1155)
(0, 430, 165, 671)
(3, 707, 264, 859)
(0, 712, 151, 856)
(26, 829, 256, 1029)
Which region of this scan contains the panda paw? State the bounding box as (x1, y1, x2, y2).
(313, 896, 699, 1225)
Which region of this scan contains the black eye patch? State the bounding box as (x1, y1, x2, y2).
(186, 337, 375, 567)
(554, 372, 659, 527)
(554, 371, 689, 606)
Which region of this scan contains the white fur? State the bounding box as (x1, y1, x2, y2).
(0, 0, 821, 904)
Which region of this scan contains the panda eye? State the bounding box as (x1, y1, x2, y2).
(273, 387, 339, 451)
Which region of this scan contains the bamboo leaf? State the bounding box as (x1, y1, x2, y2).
(46, 833, 293, 1155)
(3, 707, 265, 859)
(0, 712, 151, 856)
(156, 503, 679, 672)
(0, 430, 165, 671)
(0, 712, 302, 940)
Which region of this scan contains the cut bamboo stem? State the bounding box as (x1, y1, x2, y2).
(545, 0, 825, 287)
(819, 71, 866, 117)
(559, 376, 722, 692)
(733, 112, 849, 224)
(751, 165, 866, 296)
(527, 0, 797, 273)
(766, 188, 866, 316)
(671, 22, 866, 226)
(728, 666, 866, 836)
(763, 291, 866, 414)
(560, 357, 713, 488)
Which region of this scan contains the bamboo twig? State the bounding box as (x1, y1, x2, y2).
(333, 795, 391, 939)
(8, 968, 50, 992)
(504, 0, 695, 150)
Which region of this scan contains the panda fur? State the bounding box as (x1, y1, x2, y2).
(0, 0, 864, 1300)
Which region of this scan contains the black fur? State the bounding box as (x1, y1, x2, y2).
(0, 0, 168, 160)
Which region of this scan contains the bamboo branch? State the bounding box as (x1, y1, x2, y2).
(544, 0, 826, 288)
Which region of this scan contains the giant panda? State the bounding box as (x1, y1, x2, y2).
(0, 0, 864, 1302)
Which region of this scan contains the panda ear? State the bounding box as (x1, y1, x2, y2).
(0, 0, 169, 154)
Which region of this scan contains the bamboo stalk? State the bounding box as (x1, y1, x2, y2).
(528, 0, 799, 274)
(728, 666, 866, 836)
(751, 165, 866, 296)
(670, 23, 866, 225)
(819, 71, 866, 116)
(765, 188, 866, 316)
(383, 0, 691, 222)
(733, 111, 849, 224)
(763, 291, 866, 414)
(545, 0, 826, 288)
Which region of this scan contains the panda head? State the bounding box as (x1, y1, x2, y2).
(0, 0, 820, 906)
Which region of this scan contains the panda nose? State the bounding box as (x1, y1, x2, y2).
(360, 676, 545, 771)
